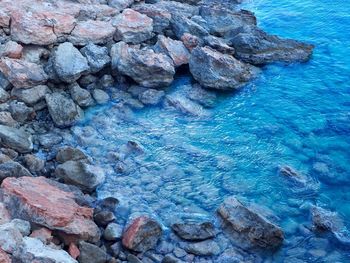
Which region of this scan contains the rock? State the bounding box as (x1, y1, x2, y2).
(0, 112, 17, 127)
(170, 14, 208, 39)
(78, 241, 107, 263)
(127, 254, 142, 263)
(279, 165, 301, 177)
(1, 176, 100, 243)
(97, 197, 119, 212)
(93, 210, 115, 227)
(0, 248, 11, 263)
(162, 255, 183, 263)
(0, 222, 23, 253)
(23, 154, 45, 173)
(38, 133, 63, 149)
(55, 160, 105, 193)
(9, 101, 35, 122)
(228, 26, 314, 65)
(311, 206, 344, 232)
(111, 42, 175, 88)
(189, 46, 257, 90)
(68, 242, 80, 260)
(122, 216, 162, 252)
(0, 58, 48, 88)
(181, 33, 200, 51)
(165, 93, 208, 117)
(103, 223, 123, 241)
(0, 41, 23, 59)
(108, 0, 134, 11)
(217, 197, 284, 248)
(133, 4, 171, 34)
(0, 203, 11, 225)
(51, 42, 90, 83)
(139, 89, 165, 105)
(29, 228, 53, 244)
(92, 89, 110, 105)
(68, 20, 115, 46)
(155, 1, 199, 17)
(154, 35, 190, 67)
(0, 161, 32, 181)
(186, 84, 216, 108)
(13, 237, 77, 263)
(204, 35, 235, 55)
(184, 240, 220, 256)
(21, 46, 50, 64)
(56, 147, 88, 164)
(80, 43, 111, 73)
(171, 222, 215, 241)
(45, 92, 83, 127)
(0, 88, 9, 103)
(0, 125, 33, 153)
(11, 85, 50, 106)
(112, 9, 153, 44)
(0, 72, 11, 91)
(9, 219, 31, 237)
(70, 83, 94, 108)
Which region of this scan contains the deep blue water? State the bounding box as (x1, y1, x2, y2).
(70, 0, 350, 261)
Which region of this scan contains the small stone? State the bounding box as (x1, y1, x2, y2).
(127, 254, 142, 263)
(103, 223, 123, 241)
(0, 248, 11, 263)
(0, 112, 17, 127)
(94, 210, 115, 227)
(78, 241, 108, 263)
(70, 83, 95, 108)
(110, 242, 121, 257)
(30, 228, 53, 244)
(92, 89, 110, 104)
(162, 255, 183, 263)
(9, 101, 34, 122)
(0, 160, 32, 181)
(23, 154, 45, 173)
(56, 146, 88, 164)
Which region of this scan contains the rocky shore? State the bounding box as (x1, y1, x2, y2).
(0, 0, 336, 262)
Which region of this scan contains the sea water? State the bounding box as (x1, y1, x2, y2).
(73, 0, 350, 261)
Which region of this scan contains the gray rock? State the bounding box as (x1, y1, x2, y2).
(204, 35, 235, 55)
(184, 240, 220, 256)
(186, 84, 216, 108)
(94, 210, 115, 227)
(9, 101, 34, 122)
(92, 89, 110, 105)
(162, 255, 183, 263)
(80, 43, 111, 73)
(170, 14, 208, 39)
(165, 93, 208, 117)
(56, 146, 88, 164)
(8, 219, 31, 236)
(0, 71, 11, 90)
(111, 42, 175, 88)
(155, 1, 199, 17)
(0, 160, 32, 181)
(78, 241, 107, 263)
(0, 125, 33, 153)
(52, 42, 90, 83)
(0, 88, 9, 103)
(171, 222, 215, 241)
(45, 92, 83, 127)
(23, 154, 45, 173)
(14, 237, 77, 263)
(70, 83, 94, 108)
(217, 197, 284, 248)
(38, 133, 63, 148)
(127, 254, 142, 263)
(103, 223, 123, 241)
(0, 112, 17, 127)
(189, 46, 257, 90)
(11, 85, 50, 106)
(110, 242, 121, 257)
(139, 89, 165, 105)
(107, 0, 134, 11)
(0, 222, 23, 254)
(55, 160, 105, 193)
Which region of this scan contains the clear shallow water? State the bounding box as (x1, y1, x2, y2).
(70, 0, 350, 261)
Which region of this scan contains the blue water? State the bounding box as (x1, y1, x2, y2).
(69, 0, 350, 261)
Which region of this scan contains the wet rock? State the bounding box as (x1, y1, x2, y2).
(0, 125, 33, 153)
(68, 20, 115, 46)
(23, 154, 45, 173)
(1, 176, 100, 243)
(92, 89, 110, 105)
(111, 42, 175, 88)
(217, 197, 284, 248)
(0, 248, 11, 263)
(139, 89, 165, 105)
(228, 26, 314, 65)
(56, 146, 88, 164)
(11, 85, 50, 106)
(94, 210, 115, 227)
(104, 223, 123, 241)
(0, 58, 48, 88)
(78, 241, 107, 263)
(70, 83, 95, 108)
(311, 206, 343, 232)
(13, 237, 77, 263)
(184, 240, 220, 256)
(80, 43, 111, 73)
(204, 35, 235, 55)
(122, 216, 162, 252)
(0, 41, 23, 59)
(45, 92, 83, 127)
(0, 88, 9, 103)
(112, 9, 153, 44)
(171, 222, 215, 241)
(0, 222, 23, 253)
(51, 42, 90, 83)
(55, 160, 105, 193)
(165, 93, 208, 117)
(154, 35, 190, 67)
(38, 133, 63, 149)
(189, 46, 257, 90)
(0, 161, 32, 181)
(186, 84, 217, 108)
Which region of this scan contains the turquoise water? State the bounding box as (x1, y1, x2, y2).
(71, 0, 350, 261)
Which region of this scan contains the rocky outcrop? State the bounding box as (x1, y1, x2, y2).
(1, 177, 100, 242)
(189, 46, 257, 90)
(217, 197, 284, 248)
(0, 125, 33, 153)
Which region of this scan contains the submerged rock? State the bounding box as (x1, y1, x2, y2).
(311, 206, 344, 232)
(184, 240, 221, 256)
(0, 125, 33, 153)
(138, 89, 165, 105)
(171, 222, 215, 241)
(189, 46, 257, 90)
(217, 197, 284, 248)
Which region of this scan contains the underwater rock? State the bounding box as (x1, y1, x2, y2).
(138, 89, 165, 105)
(171, 221, 215, 241)
(184, 239, 221, 256)
(311, 206, 344, 232)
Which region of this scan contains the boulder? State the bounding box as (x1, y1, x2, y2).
(171, 222, 215, 241)
(68, 20, 115, 46)
(13, 237, 77, 263)
(155, 1, 199, 17)
(217, 197, 284, 248)
(45, 92, 83, 127)
(204, 35, 235, 55)
(189, 46, 257, 90)
(0, 58, 48, 88)
(55, 160, 105, 193)
(69, 83, 95, 108)
(80, 43, 111, 73)
(184, 240, 220, 256)
(56, 146, 88, 164)
(0, 161, 32, 181)
(1, 177, 100, 242)
(0, 125, 33, 153)
(111, 42, 175, 88)
(154, 35, 190, 67)
(78, 241, 107, 263)
(122, 216, 162, 252)
(228, 26, 314, 65)
(11, 85, 50, 106)
(51, 42, 90, 83)
(112, 9, 153, 44)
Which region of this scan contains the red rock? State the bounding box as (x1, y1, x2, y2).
(122, 216, 162, 252)
(0, 58, 48, 88)
(0, 203, 11, 225)
(68, 242, 80, 259)
(181, 33, 200, 51)
(1, 177, 100, 243)
(0, 248, 11, 263)
(0, 41, 23, 59)
(30, 228, 53, 244)
(155, 35, 190, 67)
(68, 20, 115, 46)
